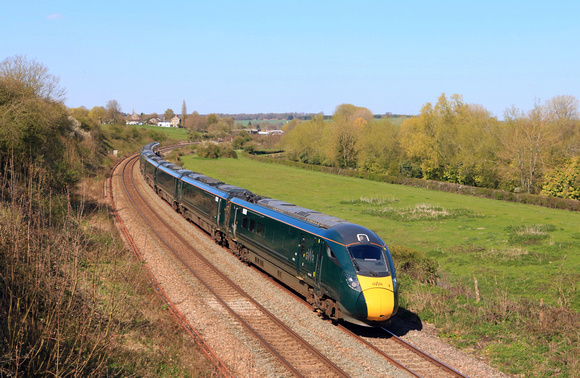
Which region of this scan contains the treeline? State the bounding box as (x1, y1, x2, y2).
(1, 55, 211, 375)
(281, 97, 580, 198)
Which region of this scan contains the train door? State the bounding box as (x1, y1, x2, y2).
(298, 234, 321, 282)
(315, 243, 323, 288)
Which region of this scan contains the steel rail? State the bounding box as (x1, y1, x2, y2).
(380, 327, 467, 378)
(111, 155, 233, 377)
(122, 154, 348, 377)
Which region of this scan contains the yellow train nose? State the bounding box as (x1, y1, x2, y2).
(357, 276, 395, 321)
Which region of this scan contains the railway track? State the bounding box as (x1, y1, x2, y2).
(338, 325, 467, 378)
(114, 148, 470, 377)
(117, 154, 348, 377)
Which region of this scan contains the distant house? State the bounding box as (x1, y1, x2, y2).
(126, 109, 142, 125)
(258, 130, 284, 135)
(158, 121, 172, 127)
(170, 115, 180, 127)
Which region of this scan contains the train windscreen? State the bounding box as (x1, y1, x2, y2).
(347, 245, 391, 277)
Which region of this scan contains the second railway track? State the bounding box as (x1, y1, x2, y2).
(118, 154, 348, 377)
(112, 149, 472, 377)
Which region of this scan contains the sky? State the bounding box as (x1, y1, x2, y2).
(1, 0, 578, 118)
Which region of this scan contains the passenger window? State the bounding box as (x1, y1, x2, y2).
(241, 216, 248, 229)
(249, 219, 255, 232)
(256, 222, 264, 236)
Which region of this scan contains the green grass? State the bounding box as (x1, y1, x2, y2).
(134, 124, 190, 140)
(180, 153, 580, 312)
(180, 153, 580, 376)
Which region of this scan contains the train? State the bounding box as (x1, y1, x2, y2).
(140, 142, 398, 327)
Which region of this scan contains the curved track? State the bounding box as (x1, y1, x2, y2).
(338, 325, 467, 378)
(116, 154, 348, 377)
(114, 148, 470, 377)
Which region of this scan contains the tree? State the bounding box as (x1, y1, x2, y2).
(89, 106, 106, 124)
(356, 118, 401, 175)
(164, 108, 175, 121)
(105, 99, 122, 124)
(207, 113, 218, 125)
(541, 157, 580, 199)
(498, 102, 561, 193)
(0, 55, 66, 101)
(181, 100, 187, 127)
(185, 111, 208, 132)
(324, 104, 372, 168)
(0, 56, 82, 190)
(283, 114, 326, 164)
(545, 95, 579, 121)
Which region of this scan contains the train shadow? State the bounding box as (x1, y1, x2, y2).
(341, 307, 423, 338)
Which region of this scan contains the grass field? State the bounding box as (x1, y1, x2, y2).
(134, 124, 190, 140)
(179, 152, 579, 375)
(180, 153, 580, 312)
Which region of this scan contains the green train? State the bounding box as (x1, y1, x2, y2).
(140, 142, 398, 326)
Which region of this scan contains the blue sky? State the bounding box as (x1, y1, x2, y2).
(1, 1, 578, 117)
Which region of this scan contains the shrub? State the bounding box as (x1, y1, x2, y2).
(389, 245, 439, 284)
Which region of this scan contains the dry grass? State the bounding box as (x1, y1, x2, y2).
(340, 196, 399, 206)
(365, 203, 477, 222)
(485, 247, 530, 260)
(0, 172, 215, 376)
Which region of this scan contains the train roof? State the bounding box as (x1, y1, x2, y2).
(218, 184, 262, 202)
(257, 198, 348, 229)
(185, 173, 223, 186)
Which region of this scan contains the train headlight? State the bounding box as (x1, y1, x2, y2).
(345, 272, 361, 292)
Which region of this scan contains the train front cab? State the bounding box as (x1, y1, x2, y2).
(329, 225, 398, 327)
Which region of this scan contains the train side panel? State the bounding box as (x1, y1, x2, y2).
(227, 200, 334, 297)
(155, 164, 181, 208)
(179, 178, 225, 235)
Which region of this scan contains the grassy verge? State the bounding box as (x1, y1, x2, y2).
(0, 172, 215, 376)
(180, 152, 580, 376)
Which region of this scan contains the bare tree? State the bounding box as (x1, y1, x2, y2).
(0, 55, 66, 101)
(105, 99, 122, 124)
(545, 95, 579, 121)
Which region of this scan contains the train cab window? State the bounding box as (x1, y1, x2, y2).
(249, 219, 255, 232)
(256, 222, 264, 236)
(326, 244, 341, 266)
(241, 216, 248, 229)
(348, 245, 390, 277)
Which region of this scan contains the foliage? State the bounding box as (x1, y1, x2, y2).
(105, 99, 122, 124)
(356, 118, 401, 176)
(195, 142, 237, 159)
(0, 58, 107, 191)
(280, 95, 580, 198)
(164, 108, 175, 121)
(282, 114, 326, 165)
(232, 130, 253, 149)
(0, 55, 66, 101)
(541, 157, 580, 199)
(247, 152, 580, 212)
(389, 245, 439, 284)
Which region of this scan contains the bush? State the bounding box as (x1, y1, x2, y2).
(196, 142, 238, 159)
(389, 245, 439, 284)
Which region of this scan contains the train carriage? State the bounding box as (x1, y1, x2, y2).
(178, 175, 228, 237)
(155, 162, 184, 208)
(139, 143, 398, 327)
